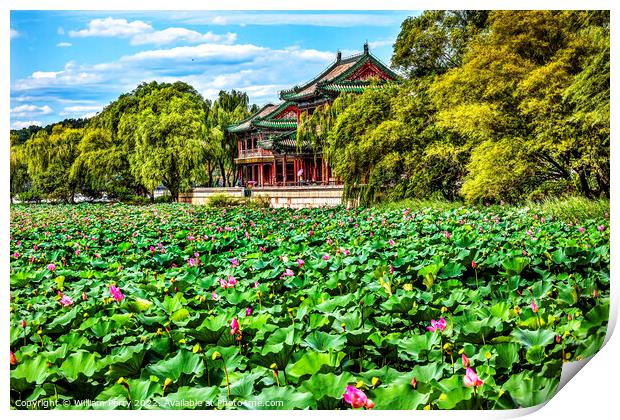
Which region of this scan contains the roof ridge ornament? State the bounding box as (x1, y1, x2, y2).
(336, 50, 342, 62)
(363, 41, 369, 55)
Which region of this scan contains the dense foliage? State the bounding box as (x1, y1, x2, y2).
(10, 204, 609, 409)
(10, 84, 256, 203)
(298, 10, 609, 205)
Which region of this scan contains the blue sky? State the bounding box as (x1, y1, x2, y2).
(9, 10, 417, 129)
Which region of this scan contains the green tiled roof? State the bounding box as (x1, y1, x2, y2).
(254, 119, 298, 129)
(227, 45, 399, 136)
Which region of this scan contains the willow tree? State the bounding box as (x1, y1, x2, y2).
(23, 125, 83, 202)
(129, 84, 208, 201)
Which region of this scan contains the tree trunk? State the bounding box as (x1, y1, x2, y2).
(218, 160, 227, 187)
(207, 161, 213, 187)
(578, 170, 592, 198)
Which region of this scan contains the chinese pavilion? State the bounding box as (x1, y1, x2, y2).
(228, 43, 398, 187)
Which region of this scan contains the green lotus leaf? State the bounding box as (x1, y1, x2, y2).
(11, 355, 54, 385)
(287, 351, 346, 379)
(371, 383, 430, 410)
(511, 329, 556, 348)
(147, 350, 205, 382)
(302, 331, 347, 352)
(154, 386, 219, 409)
(242, 386, 316, 410)
(59, 350, 102, 382)
(502, 372, 559, 407)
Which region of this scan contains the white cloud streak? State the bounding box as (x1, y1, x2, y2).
(68, 17, 238, 47)
(56, 42, 72, 48)
(12, 120, 43, 129)
(69, 17, 152, 38)
(11, 104, 53, 117)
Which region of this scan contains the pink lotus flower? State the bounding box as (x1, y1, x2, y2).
(21, 319, 26, 328)
(10, 351, 17, 366)
(75, 249, 80, 257)
(282, 269, 295, 277)
(411, 377, 417, 389)
(463, 367, 484, 387)
(188, 234, 195, 241)
(246, 307, 252, 316)
(150, 246, 156, 253)
(211, 292, 219, 300)
(188, 258, 196, 267)
(342, 385, 371, 409)
(444, 231, 452, 239)
(471, 261, 477, 269)
(227, 276, 237, 287)
(230, 318, 240, 335)
(462, 353, 470, 368)
(322, 254, 330, 261)
(13, 252, 20, 259)
(427, 318, 447, 333)
(389, 265, 394, 275)
(253, 281, 260, 288)
(109, 285, 125, 302)
(531, 300, 539, 313)
(297, 259, 305, 268)
(597, 225, 606, 231)
(219, 279, 228, 289)
(231, 258, 239, 267)
(388, 239, 395, 246)
(342, 249, 350, 256)
(577, 227, 585, 233)
(326, 239, 333, 245)
(259, 246, 266, 252)
(58, 293, 73, 307)
(47, 263, 56, 272)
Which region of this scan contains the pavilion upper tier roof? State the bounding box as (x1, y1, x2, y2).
(227, 43, 398, 135)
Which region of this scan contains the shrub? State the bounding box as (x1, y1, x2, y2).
(154, 194, 173, 204)
(248, 194, 271, 209)
(207, 193, 243, 208)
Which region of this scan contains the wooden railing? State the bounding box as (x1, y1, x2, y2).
(238, 148, 272, 158)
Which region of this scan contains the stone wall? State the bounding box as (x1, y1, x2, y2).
(178, 188, 245, 205)
(178, 186, 346, 208)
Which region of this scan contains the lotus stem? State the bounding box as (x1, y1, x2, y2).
(223, 361, 231, 397)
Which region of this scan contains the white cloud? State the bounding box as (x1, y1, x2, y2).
(11, 120, 43, 129)
(68, 17, 238, 47)
(123, 43, 267, 63)
(32, 71, 59, 79)
(69, 17, 152, 38)
(63, 105, 101, 112)
(11, 104, 53, 117)
(369, 39, 395, 49)
(57, 27, 65, 35)
(15, 64, 101, 91)
(57, 42, 72, 48)
(131, 28, 236, 46)
(198, 13, 404, 27)
(10, 28, 19, 39)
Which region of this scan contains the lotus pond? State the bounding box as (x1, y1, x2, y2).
(9, 203, 610, 409)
